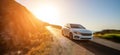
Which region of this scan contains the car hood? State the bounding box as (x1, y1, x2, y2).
(71, 28, 92, 33)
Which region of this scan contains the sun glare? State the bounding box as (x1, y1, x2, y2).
(33, 5, 60, 24)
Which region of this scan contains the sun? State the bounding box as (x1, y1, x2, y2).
(33, 5, 60, 24)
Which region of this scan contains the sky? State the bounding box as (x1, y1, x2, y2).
(16, 0, 120, 31)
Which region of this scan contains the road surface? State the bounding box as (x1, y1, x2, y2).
(46, 26, 120, 55)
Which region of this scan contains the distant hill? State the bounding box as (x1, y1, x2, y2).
(0, 0, 50, 55)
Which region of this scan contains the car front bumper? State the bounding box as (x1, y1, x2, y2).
(73, 34, 93, 40)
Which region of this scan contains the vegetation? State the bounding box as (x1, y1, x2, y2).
(101, 34, 120, 43)
(94, 29, 120, 43)
(0, 0, 53, 55)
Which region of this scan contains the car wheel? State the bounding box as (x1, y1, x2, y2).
(69, 32, 73, 39)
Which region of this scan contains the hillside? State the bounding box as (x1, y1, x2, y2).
(0, 0, 52, 55)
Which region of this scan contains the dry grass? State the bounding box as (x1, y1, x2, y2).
(26, 29, 53, 55)
(0, 0, 53, 55)
(1, 26, 53, 55)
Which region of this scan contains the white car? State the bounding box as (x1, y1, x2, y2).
(62, 23, 93, 40)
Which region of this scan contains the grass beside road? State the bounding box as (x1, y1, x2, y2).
(94, 34, 120, 43)
(27, 30, 53, 55)
(93, 29, 120, 43)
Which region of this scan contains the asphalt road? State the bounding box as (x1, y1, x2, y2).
(73, 40, 120, 55)
(47, 26, 120, 55)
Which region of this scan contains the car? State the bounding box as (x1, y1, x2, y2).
(61, 23, 93, 40)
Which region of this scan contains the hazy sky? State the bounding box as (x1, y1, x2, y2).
(16, 0, 120, 31)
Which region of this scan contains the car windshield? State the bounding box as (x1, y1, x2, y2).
(70, 24, 85, 29)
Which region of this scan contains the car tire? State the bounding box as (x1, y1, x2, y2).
(69, 32, 73, 39)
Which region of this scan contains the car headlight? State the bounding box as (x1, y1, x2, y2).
(74, 32, 81, 34)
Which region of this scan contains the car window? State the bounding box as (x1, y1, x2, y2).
(70, 24, 85, 29)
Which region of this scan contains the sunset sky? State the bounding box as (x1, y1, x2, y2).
(16, 0, 120, 31)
